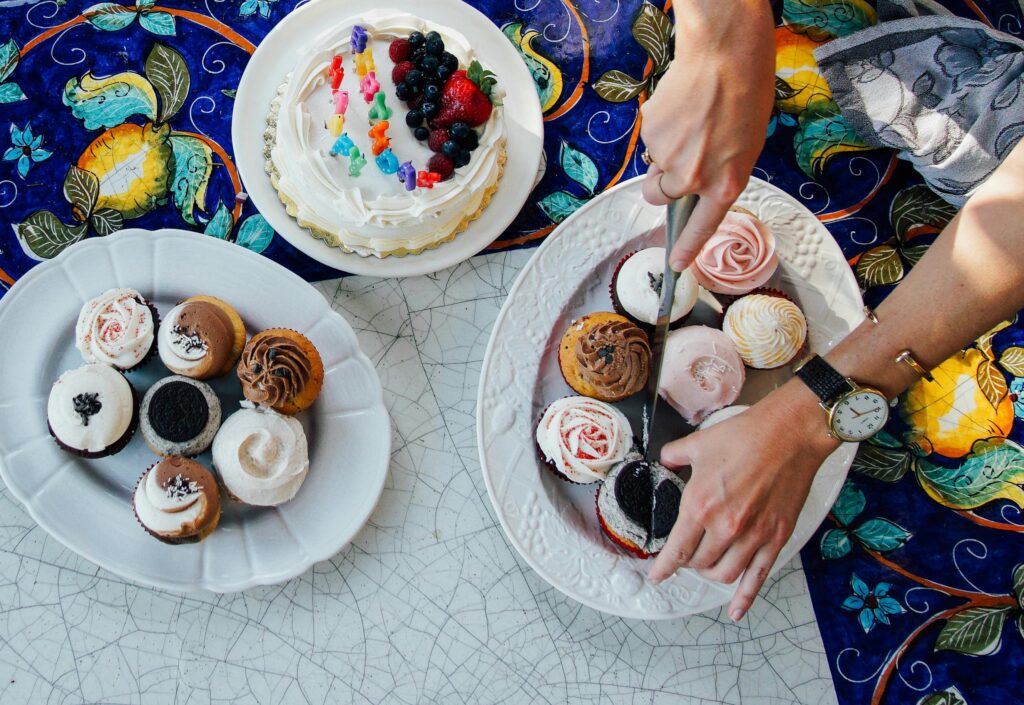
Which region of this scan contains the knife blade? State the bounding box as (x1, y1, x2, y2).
(642, 194, 699, 461)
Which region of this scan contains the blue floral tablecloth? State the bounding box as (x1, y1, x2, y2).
(0, 1, 1021, 703)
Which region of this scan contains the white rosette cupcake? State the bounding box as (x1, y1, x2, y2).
(212, 402, 310, 506)
(75, 288, 159, 371)
(535, 396, 633, 484)
(722, 290, 807, 369)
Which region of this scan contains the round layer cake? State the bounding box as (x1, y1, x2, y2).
(265, 10, 507, 258)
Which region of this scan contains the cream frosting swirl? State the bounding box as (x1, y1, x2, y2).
(658, 326, 745, 425)
(536, 396, 632, 483)
(723, 294, 807, 369)
(614, 248, 700, 325)
(212, 403, 309, 506)
(693, 210, 778, 295)
(133, 457, 220, 539)
(75, 288, 155, 369)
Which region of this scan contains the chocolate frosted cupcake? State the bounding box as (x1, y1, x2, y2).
(75, 287, 158, 371)
(596, 451, 685, 558)
(238, 329, 324, 415)
(158, 296, 246, 380)
(133, 456, 221, 544)
(140, 376, 222, 457)
(47, 363, 138, 458)
(558, 312, 650, 402)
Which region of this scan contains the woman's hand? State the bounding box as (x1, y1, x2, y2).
(649, 381, 840, 621)
(639, 0, 776, 271)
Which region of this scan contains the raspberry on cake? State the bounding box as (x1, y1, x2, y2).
(265, 11, 507, 258)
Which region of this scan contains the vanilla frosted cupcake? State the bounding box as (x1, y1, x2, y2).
(693, 208, 778, 295)
(658, 326, 745, 425)
(159, 296, 246, 380)
(133, 456, 221, 544)
(212, 403, 309, 506)
(76, 288, 157, 371)
(535, 396, 633, 484)
(48, 363, 138, 458)
(722, 292, 807, 369)
(611, 248, 700, 326)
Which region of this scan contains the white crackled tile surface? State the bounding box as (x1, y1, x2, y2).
(0, 249, 836, 705)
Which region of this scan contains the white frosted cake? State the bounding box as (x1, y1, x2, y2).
(265, 10, 507, 258)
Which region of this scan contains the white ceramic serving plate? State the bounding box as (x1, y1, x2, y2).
(233, 0, 545, 278)
(477, 176, 865, 619)
(0, 229, 390, 592)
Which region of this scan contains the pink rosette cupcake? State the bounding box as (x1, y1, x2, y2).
(535, 396, 633, 484)
(693, 208, 778, 296)
(658, 326, 745, 425)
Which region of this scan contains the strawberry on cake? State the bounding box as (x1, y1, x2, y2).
(265, 10, 507, 258)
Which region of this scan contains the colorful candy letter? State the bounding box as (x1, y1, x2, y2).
(330, 133, 355, 156)
(375, 148, 399, 174)
(416, 171, 441, 189)
(368, 91, 391, 122)
(348, 146, 367, 177)
(329, 55, 344, 90)
(333, 89, 350, 115)
(351, 26, 368, 54)
(327, 113, 346, 137)
(398, 161, 416, 191)
(360, 71, 380, 102)
(354, 50, 375, 78)
(369, 120, 390, 156)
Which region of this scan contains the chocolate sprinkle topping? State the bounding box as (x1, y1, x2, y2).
(647, 271, 664, 297)
(164, 473, 200, 499)
(170, 325, 208, 354)
(147, 382, 210, 442)
(72, 392, 102, 426)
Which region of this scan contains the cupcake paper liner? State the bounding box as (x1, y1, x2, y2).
(594, 491, 654, 559)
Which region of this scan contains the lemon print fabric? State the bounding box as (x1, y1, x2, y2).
(77, 122, 173, 219)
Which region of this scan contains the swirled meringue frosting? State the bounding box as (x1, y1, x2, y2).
(48, 363, 136, 456)
(536, 396, 633, 483)
(212, 403, 310, 506)
(266, 10, 507, 258)
(613, 248, 700, 325)
(658, 326, 745, 425)
(75, 288, 155, 370)
(722, 293, 807, 369)
(158, 300, 236, 379)
(693, 210, 778, 295)
(133, 456, 221, 543)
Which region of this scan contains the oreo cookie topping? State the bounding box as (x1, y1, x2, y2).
(613, 460, 683, 543)
(146, 381, 210, 442)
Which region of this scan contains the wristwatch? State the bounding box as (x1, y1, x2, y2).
(793, 354, 889, 442)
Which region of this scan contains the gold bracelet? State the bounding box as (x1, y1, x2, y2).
(864, 306, 879, 325)
(896, 350, 934, 382)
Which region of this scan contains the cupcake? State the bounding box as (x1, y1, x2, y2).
(596, 451, 685, 558)
(237, 329, 324, 414)
(698, 405, 749, 430)
(133, 456, 222, 544)
(158, 296, 246, 380)
(693, 208, 778, 295)
(535, 396, 633, 484)
(47, 363, 138, 458)
(75, 287, 158, 371)
(140, 376, 222, 457)
(611, 248, 701, 327)
(658, 326, 745, 425)
(722, 291, 807, 369)
(558, 312, 650, 402)
(212, 402, 309, 506)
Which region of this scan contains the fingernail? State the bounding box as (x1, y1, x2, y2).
(670, 259, 685, 272)
(648, 571, 664, 584)
(729, 608, 743, 622)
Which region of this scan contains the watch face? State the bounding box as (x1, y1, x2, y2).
(830, 390, 889, 442)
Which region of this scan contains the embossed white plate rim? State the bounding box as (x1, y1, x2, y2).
(0, 229, 391, 592)
(477, 176, 862, 619)
(233, 0, 544, 278)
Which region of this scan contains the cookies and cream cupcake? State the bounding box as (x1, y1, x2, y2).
(596, 452, 685, 558)
(133, 456, 221, 544)
(693, 208, 778, 296)
(722, 291, 807, 369)
(238, 329, 323, 415)
(140, 376, 222, 457)
(610, 248, 700, 326)
(47, 363, 138, 458)
(75, 288, 158, 371)
(535, 396, 633, 484)
(212, 402, 309, 506)
(159, 296, 246, 380)
(558, 312, 650, 402)
(658, 326, 745, 425)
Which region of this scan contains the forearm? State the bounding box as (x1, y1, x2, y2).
(778, 140, 1024, 447)
(673, 0, 775, 54)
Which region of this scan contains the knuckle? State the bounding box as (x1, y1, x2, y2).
(717, 174, 747, 202)
(689, 555, 713, 570)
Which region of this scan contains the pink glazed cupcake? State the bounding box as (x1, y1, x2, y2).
(658, 326, 745, 425)
(693, 208, 778, 296)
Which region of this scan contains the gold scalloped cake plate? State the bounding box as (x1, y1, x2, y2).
(234, 0, 543, 278)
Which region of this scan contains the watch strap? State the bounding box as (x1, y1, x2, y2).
(795, 354, 854, 406)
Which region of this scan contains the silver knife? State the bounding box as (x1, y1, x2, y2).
(642, 194, 699, 460)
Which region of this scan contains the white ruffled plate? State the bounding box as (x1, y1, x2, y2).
(233, 0, 544, 278)
(0, 229, 390, 592)
(477, 176, 864, 619)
